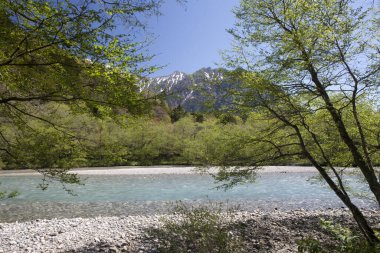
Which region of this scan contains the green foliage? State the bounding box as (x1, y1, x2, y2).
(192, 112, 205, 123)
(0, 191, 19, 200)
(217, 113, 238, 125)
(170, 105, 187, 123)
(297, 219, 380, 253)
(320, 219, 358, 251)
(1, 104, 379, 169)
(224, 0, 380, 242)
(0, 182, 19, 200)
(146, 202, 245, 253)
(77, 117, 130, 167)
(297, 237, 326, 253)
(6, 126, 85, 170)
(0, 0, 162, 187)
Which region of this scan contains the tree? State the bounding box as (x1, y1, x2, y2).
(220, 0, 380, 244)
(170, 105, 187, 123)
(0, 0, 162, 185)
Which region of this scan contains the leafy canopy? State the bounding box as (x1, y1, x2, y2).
(222, 0, 380, 243)
(0, 0, 162, 186)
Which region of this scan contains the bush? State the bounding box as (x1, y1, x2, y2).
(297, 219, 380, 253)
(218, 113, 237, 125)
(146, 202, 245, 253)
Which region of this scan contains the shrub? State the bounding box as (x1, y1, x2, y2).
(146, 202, 245, 253)
(297, 219, 380, 253)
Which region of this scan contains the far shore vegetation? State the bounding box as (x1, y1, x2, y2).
(0, 102, 379, 170)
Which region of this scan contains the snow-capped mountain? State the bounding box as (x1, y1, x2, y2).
(141, 67, 232, 112)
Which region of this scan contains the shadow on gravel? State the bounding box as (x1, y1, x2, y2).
(139, 213, 340, 253)
(64, 240, 142, 253)
(64, 211, 380, 253)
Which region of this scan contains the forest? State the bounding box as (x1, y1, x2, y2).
(1, 98, 379, 170)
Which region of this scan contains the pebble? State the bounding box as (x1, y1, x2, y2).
(0, 209, 378, 253)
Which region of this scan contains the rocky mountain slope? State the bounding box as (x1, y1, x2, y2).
(141, 67, 233, 112)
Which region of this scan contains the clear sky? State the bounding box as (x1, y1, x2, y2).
(142, 0, 239, 77)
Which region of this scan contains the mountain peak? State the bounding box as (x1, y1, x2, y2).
(141, 67, 230, 112)
(172, 70, 186, 75)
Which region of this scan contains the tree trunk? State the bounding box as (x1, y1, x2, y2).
(308, 68, 380, 206)
(307, 152, 379, 244)
(293, 126, 379, 244)
(262, 91, 379, 244)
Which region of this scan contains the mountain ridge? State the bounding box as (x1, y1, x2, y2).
(141, 67, 231, 112)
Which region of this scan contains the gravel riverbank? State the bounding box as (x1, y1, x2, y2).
(1, 209, 379, 253)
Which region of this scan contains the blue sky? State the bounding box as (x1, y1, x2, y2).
(142, 0, 239, 77)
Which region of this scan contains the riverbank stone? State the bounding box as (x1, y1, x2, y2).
(0, 209, 379, 252)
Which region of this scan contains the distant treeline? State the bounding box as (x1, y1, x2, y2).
(1, 98, 379, 170)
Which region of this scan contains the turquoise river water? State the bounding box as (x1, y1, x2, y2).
(0, 172, 374, 222)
